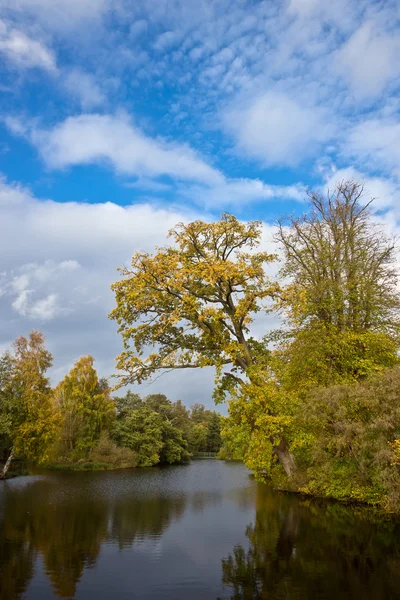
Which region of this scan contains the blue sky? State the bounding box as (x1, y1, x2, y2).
(0, 0, 399, 406)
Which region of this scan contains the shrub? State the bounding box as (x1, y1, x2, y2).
(300, 366, 400, 511)
(89, 432, 136, 469)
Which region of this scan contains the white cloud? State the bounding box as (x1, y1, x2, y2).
(6, 259, 81, 320)
(224, 91, 334, 166)
(182, 177, 305, 209)
(5, 0, 110, 28)
(29, 294, 59, 319)
(27, 113, 224, 185)
(0, 19, 56, 71)
(63, 69, 106, 109)
(335, 21, 400, 98)
(189, 46, 205, 62)
(4, 112, 310, 208)
(12, 290, 59, 320)
(346, 118, 400, 178)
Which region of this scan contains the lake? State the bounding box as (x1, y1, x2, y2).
(1, 460, 400, 600)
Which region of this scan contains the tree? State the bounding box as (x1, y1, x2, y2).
(218, 416, 250, 460)
(111, 393, 190, 466)
(112, 405, 164, 466)
(189, 423, 208, 453)
(275, 180, 400, 388)
(54, 356, 115, 457)
(0, 352, 16, 461)
(190, 403, 213, 425)
(114, 391, 142, 418)
(206, 412, 222, 452)
(1, 331, 57, 478)
(188, 403, 212, 453)
(109, 214, 296, 477)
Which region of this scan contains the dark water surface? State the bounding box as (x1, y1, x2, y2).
(1, 461, 400, 600)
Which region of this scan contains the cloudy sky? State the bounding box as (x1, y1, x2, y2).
(0, 0, 399, 408)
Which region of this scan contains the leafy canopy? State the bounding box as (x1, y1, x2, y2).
(110, 214, 278, 387)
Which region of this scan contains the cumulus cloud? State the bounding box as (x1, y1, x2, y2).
(224, 91, 334, 166)
(0, 19, 56, 71)
(27, 113, 223, 185)
(12, 291, 59, 320)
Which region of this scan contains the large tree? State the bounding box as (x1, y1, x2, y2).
(110, 214, 296, 477)
(275, 180, 400, 387)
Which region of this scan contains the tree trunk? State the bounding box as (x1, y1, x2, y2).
(272, 438, 297, 478)
(1, 448, 14, 479)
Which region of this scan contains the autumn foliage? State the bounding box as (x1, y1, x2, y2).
(110, 180, 400, 509)
(2, 180, 400, 511)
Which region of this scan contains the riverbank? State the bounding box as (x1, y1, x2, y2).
(0, 461, 29, 479)
(44, 461, 128, 472)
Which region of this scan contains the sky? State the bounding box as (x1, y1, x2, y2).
(0, 0, 399, 408)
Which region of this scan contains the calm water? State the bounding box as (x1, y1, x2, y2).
(1, 461, 400, 600)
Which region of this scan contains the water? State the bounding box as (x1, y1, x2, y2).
(0, 461, 400, 600)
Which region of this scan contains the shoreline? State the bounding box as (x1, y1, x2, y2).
(2, 459, 398, 517)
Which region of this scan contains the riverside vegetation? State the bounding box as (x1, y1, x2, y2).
(0, 342, 222, 476)
(2, 179, 400, 513)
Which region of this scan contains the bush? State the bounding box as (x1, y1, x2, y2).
(89, 432, 136, 469)
(300, 366, 400, 511)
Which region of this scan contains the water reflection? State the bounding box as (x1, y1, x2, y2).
(0, 477, 109, 598)
(0, 474, 188, 598)
(0, 462, 252, 599)
(220, 485, 400, 600)
(1, 464, 400, 600)
(109, 495, 186, 548)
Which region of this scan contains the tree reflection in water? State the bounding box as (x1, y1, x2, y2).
(2, 468, 400, 600)
(220, 485, 400, 600)
(0, 474, 187, 599)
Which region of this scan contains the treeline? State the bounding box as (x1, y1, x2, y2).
(0, 338, 222, 476)
(109, 180, 400, 512)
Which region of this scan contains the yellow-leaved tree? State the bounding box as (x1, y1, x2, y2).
(53, 355, 115, 458)
(109, 214, 297, 477)
(1, 331, 58, 478)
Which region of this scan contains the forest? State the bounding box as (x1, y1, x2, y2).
(2, 180, 400, 512)
(0, 343, 222, 476)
